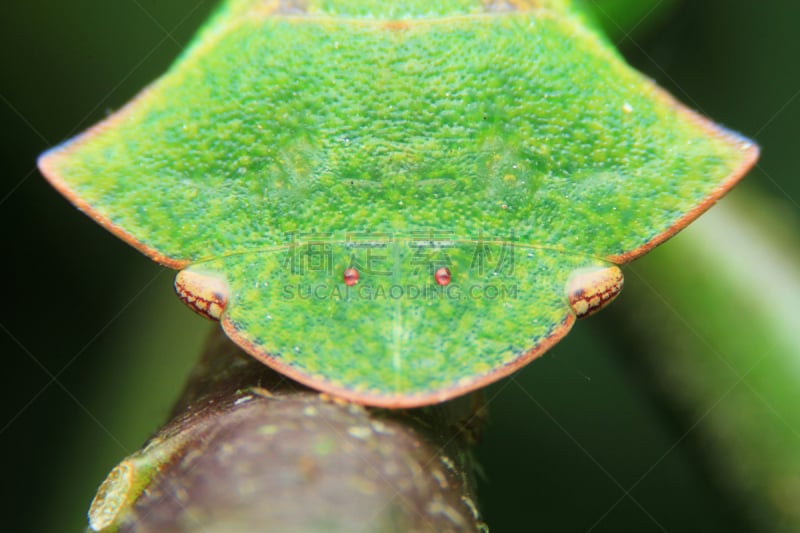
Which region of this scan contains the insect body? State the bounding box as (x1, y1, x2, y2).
(39, 0, 758, 406)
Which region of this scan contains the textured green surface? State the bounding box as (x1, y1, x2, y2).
(39, 0, 756, 405)
(198, 241, 605, 403)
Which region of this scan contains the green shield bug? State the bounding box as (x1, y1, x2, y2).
(39, 0, 758, 407)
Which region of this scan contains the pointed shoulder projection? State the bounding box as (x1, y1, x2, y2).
(39, 0, 758, 407)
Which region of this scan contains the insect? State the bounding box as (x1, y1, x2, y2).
(38, 0, 758, 407)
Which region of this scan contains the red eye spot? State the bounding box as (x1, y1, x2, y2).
(435, 267, 451, 286)
(343, 268, 359, 286)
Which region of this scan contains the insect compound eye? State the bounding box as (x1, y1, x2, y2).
(174, 270, 229, 321)
(434, 267, 452, 286)
(343, 267, 359, 286)
(566, 265, 624, 319)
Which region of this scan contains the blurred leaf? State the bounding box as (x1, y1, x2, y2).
(614, 189, 800, 532)
(577, 0, 682, 41)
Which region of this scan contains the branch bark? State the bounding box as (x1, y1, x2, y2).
(87, 329, 488, 532)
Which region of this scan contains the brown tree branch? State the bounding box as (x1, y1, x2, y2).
(87, 329, 488, 532)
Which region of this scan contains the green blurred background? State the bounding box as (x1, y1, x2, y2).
(1, 1, 797, 531)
